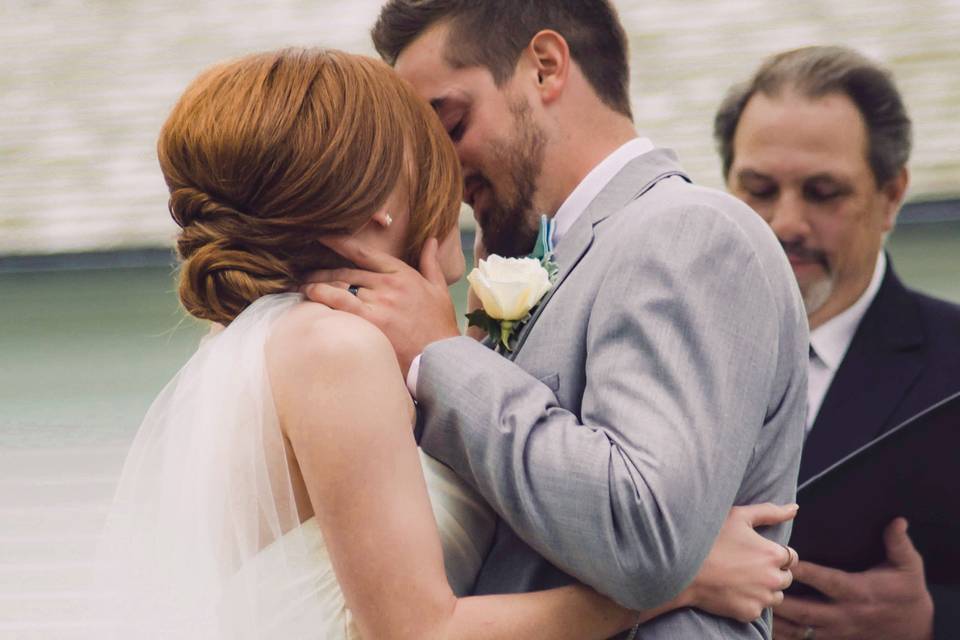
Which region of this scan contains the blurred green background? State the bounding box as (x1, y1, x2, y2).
(2, 223, 958, 443)
(0, 247, 474, 443)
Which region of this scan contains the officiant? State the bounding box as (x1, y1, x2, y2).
(714, 45, 960, 639)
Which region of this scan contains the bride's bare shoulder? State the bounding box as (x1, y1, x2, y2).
(266, 301, 413, 439)
(266, 301, 396, 376)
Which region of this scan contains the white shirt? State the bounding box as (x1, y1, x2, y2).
(806, 251, 887, 434)
(550, 137, 655, 246)
(406, 137, 656, 398)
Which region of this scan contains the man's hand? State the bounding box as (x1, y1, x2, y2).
(301, 236, 460, 377)
(773, 518, 933, 639)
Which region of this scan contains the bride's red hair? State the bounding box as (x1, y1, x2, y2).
(158, 48, 462, 324)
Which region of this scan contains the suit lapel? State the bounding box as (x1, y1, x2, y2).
(509, 149, 689, 358)
(799, 263, 926, 482)
(508, 207, 593, 360)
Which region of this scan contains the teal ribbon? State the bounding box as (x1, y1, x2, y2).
(529, 214, 555, 261)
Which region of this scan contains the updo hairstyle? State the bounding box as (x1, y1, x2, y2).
(157, 48, 462, 324)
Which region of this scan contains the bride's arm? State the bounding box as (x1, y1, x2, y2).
(268, 305, 635, 640)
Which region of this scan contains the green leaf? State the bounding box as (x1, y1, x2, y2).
(466, 309, 491, 329)
(466, 309, 502, 347)
(467, 310, 536, 354)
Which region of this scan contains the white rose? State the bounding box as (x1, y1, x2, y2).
(467, 255, 553, 321)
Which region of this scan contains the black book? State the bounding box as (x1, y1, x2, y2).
(787, 390, 960, 596)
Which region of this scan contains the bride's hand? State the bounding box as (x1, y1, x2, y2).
(674, 503, 799, 623)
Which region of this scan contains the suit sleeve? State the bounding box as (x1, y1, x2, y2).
(931, 583, 960, 638)
(417, 204, 785, 610)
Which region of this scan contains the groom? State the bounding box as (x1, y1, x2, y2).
(306, 1, 807, 636)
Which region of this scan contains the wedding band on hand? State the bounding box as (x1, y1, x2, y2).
(780, 543, 795, 570)
(802, 625, 816, 639)
(347, 285, 360, 297)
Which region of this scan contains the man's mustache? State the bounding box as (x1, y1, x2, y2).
(780, 240, 829, 268)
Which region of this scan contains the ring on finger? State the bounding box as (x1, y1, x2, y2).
(780, 544, 794, 570)
(802, 626, 816, 640)
(347, 284, 360, 297)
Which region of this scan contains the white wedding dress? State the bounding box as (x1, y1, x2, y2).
(91, 293, 495, 639)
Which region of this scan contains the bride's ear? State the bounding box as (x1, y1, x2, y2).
(370, 211, 394, 229)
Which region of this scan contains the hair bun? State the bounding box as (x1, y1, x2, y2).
(177, 231, 294, 325)
(171, 186, 294, 324)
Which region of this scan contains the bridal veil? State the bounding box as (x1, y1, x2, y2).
(89, 293, 320, 636)
(87, 293, 494, 638)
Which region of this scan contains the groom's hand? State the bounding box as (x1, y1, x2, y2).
(773, 518, 933, 640)
(301, 236, 460, 377)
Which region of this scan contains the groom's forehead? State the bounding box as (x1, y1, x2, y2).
(394, 22, 453, 90)
(397, 56, 492, 109)
(395, 23, 503, 113)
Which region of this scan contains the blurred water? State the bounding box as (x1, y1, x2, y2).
(2, 225, 957, 443)
(0, 266, 205, 636)
(0, 257, 473, 444)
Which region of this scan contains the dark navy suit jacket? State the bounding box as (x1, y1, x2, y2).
(799, 257, 960, 637)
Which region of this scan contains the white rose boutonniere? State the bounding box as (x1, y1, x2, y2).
(466, 216, 558, 352)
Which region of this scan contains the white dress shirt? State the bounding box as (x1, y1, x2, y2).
(806, 251, 887, 434)
(550, 137, 654, 246)
(406, 137, 656, 398)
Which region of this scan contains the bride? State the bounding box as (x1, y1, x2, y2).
(93, 48, 798, 639)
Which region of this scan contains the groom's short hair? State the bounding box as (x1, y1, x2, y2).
(372, 0, 633, 119)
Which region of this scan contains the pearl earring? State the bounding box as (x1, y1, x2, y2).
(384, 213, 393, 227)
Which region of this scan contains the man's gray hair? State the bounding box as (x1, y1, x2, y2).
(714, 45, 912, 186)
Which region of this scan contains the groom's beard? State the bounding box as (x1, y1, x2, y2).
(472, 99, 546, 258)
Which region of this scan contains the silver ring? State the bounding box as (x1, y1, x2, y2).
(347, 284, 360, 297)
(802, 626, 816, 640)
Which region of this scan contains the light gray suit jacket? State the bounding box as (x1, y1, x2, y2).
(417, 149, 808, 638)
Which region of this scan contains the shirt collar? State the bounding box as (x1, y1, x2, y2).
(809, 251, 887, 371)
(551, 137, 655, 247)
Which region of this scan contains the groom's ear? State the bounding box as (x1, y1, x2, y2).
(525, 30, 570, 105)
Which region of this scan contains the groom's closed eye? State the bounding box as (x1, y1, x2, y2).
(448, 119, 466, 142)
(430, 96, 469, 143)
